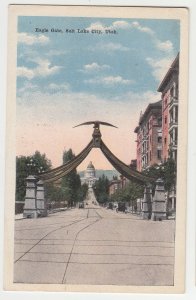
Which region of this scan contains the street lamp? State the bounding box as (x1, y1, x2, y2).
(38, 166, 44, 174)
(27, 158, 45, 176)
(27, 158, 36, 175)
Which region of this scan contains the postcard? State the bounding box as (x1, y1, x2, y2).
(4, 5, 188, 293)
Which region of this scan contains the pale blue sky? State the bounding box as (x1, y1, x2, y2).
(16, 16, 180, 169)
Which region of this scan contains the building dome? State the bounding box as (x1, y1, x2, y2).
(85, 161, 96, 178)
(87, 161, 95, 170)
(81, 161, 97, 188)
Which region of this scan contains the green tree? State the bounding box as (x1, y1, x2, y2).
(78, 183, 89, 202)
(93, 174, 110, 204)
(61, 149, 81, 207)
(142, 159, 176, 216)
(142, 159, 176, 194)
(124, 182, 143, 211)
(45, 184, 64, 206)
(109, 181, 143, 211)
(162, 158, 176, 193)
(16, 156, 28, 203)
(142, 164, 163, 193)
(16, 151, 52, 203)
(162, 157, 176, 215)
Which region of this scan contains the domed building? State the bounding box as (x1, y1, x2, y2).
(81, 161, 98, 188)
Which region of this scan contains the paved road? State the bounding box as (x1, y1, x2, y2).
(14, 207, 175, 286)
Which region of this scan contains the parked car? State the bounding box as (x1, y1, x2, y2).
(107, 202, 113, 210)
(117, 202, 127, 213)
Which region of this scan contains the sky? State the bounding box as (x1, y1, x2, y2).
(16, 16, 180, 171)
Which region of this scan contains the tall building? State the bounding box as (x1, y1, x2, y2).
(134, 100, 162, 171)
(158, 53, 179, 162)
(81, 161, 98, 188)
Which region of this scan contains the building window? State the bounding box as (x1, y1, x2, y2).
(158, 136, 162, 143)
(164, 137, 167, 145)
(150, 151, 152, 161)
(157, 117, 162, 126)
(164, 116, 167, 124)
(157, 150, 161, 160)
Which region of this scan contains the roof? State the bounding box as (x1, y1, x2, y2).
(109, 179, 121, 186)
(157, 53, 179, 92)
(140, 100, 162, 125)
(134, 100, 162, 132)
(87, 161, 95, 169)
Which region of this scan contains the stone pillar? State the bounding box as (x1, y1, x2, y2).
(151, 178, 167, 221)
(23, 175, 38, 218)
(141, 185, 152, 219)
(36, 180, 47, 217)
(137, 198, 142, 214)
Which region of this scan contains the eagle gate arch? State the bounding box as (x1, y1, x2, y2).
(23, 121, 166, 221)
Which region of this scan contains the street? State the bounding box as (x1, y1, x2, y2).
(14, 206, 175, 286)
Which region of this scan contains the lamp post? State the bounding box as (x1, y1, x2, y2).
(27, 158, 36, 175)
(27, 157, 45, 176)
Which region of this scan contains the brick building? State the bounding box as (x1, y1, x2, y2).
(158, 53, 179, 162)
(134, 100, 162, 171)
(109, 175, 127, 196)
(109, 179, 122, 195)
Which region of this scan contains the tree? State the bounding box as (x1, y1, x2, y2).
(162, 158, 176, 193)
(142, 159, 176, 194)
(16, 151, 52, 203)
(79, 183, 89, 202)
(123, 182, 143, 212)
(16, 156, 28, 203)
(45, 183, 64, 206)
(93, 174, 110, 204)
(61, 149, 81, 207)
(142, 164, 163, 193)
(109, 181, 143, 211)
(142, 159, 176, 216)
(29, 151, 52, 175)
(162, 157, 176, 215)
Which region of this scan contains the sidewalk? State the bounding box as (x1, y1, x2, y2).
(15, 213, 25, 220)
(15, 207, 69, 220)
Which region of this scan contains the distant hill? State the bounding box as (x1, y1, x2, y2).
(79, 169, 120, 181)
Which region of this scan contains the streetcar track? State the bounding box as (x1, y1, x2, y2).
(94, 209, 102, 219)
(17, 260, 174, 266)
(62, 209, 102, 284)
(14, 207, 175, 285)
(15, 238, 174, 243)
(14, 216, 89, 263)
(16, 251, 174, 257)
(14, 208, 99, 264)
(15, 242, 174, 248)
